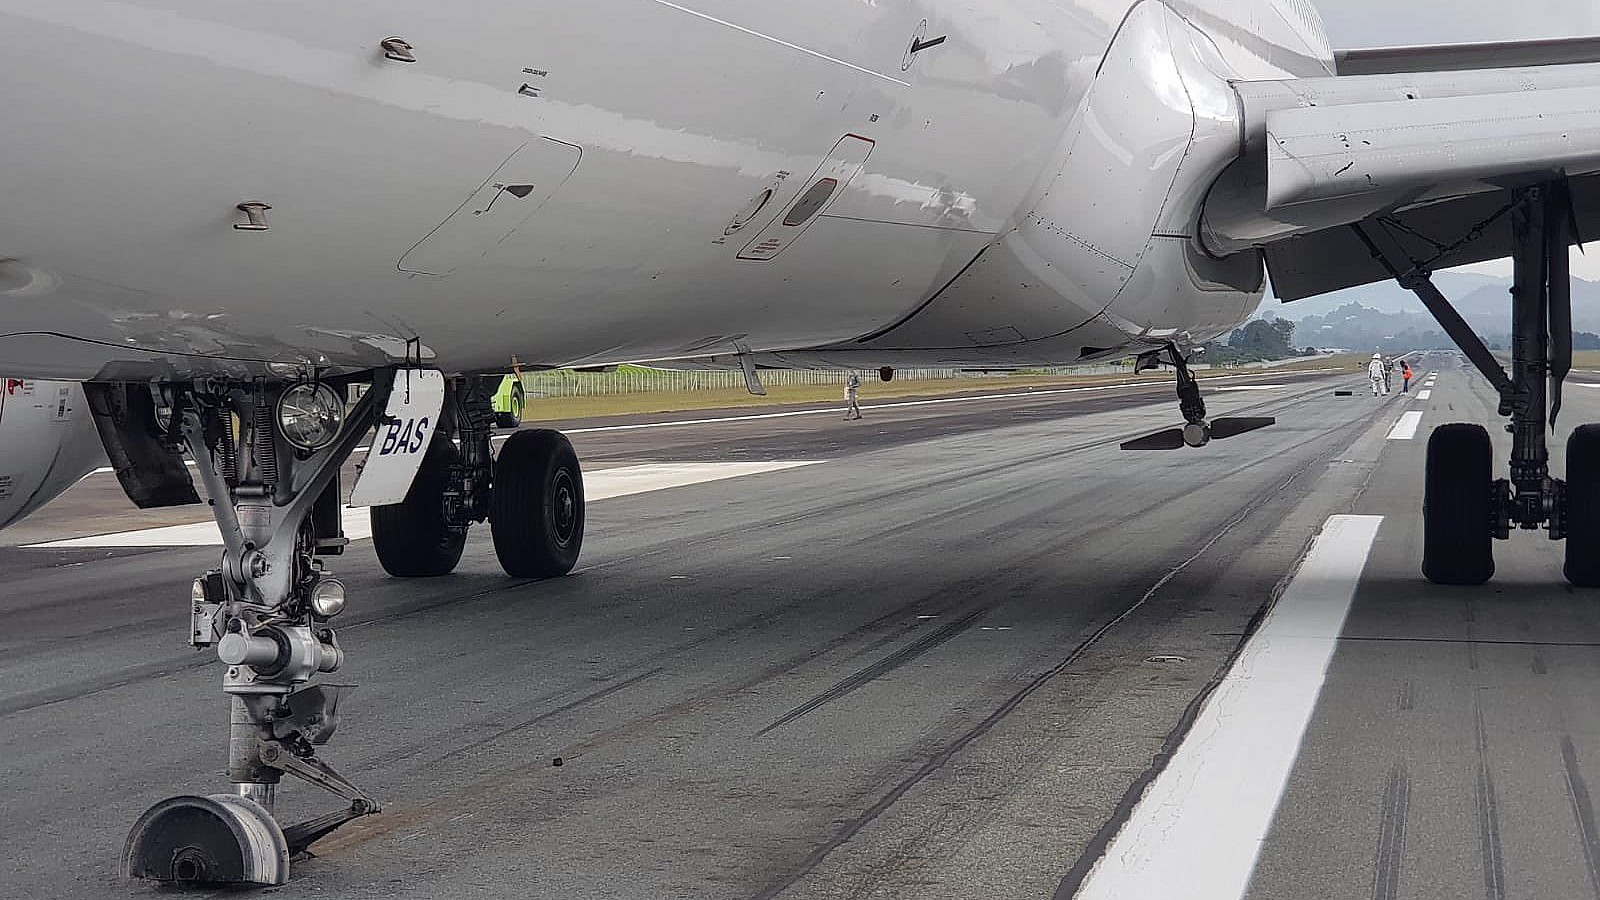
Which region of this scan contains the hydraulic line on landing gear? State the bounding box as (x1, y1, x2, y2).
(1355, 183, 1574, 538)
(1353, 178, 1598, 586)
(124, 370, 425, 887)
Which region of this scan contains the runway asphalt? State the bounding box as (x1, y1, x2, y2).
(4, 360, 1595, 899)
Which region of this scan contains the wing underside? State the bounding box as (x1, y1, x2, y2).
(1202, 50, 1600, 300)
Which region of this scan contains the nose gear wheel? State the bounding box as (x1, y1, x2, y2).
(123, 794, 289, 887)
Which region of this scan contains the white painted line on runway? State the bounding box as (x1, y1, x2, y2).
(25, 461, 820, 549)
(1416, 389, 1432, 400)
(1072, 514, 1383, 900)
(1386, 410, 1424, 440)
(1213, 385, 1284, 392)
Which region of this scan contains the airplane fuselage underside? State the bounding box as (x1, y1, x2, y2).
(0, 0, 1330, 381)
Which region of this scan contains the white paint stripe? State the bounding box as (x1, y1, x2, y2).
(1213, 384, 1284, 392)
(1386, 410, 1424, 440)
(644, 0, 911, 86)
(25, 461, 819, 549)
(1072, 514, 1383, 900)
(1416, 389, 1432, 400)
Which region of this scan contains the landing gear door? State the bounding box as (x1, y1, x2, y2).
(738, 134, 874, 261)
(399, 138, 582, 276)
(350, 370, 446, 507)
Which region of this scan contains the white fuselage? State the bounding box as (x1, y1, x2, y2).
(0, 0, 1333, 381)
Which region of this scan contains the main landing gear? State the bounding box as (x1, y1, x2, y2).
(1354, 180, 1595, 586)
(115, 370, 584, 887)
(1120, 343, 1276, 450)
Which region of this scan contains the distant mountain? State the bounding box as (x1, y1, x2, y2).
(1257, 272, 1600, 350)
(1261, 272, 1504, 320)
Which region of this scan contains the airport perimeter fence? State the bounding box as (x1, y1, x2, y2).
(509, 360, 1267, 398)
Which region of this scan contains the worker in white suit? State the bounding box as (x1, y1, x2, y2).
(1368, 353, 1387, 396)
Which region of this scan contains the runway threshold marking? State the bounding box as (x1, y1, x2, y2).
(25, 461, 819, 549)
(1072, 514, 1383, 900)
(1387, 410, 1424, 440)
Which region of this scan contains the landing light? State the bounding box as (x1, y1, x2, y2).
(310, 577, 347, 618)
(276, 382, 345, 452)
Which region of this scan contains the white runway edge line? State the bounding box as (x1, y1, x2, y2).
(1387, 410, 1425, 440)
(1072, 514, 1384, 900)
(27, 461, 819, 549)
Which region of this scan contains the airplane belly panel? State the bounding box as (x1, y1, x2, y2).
(399, 139, 583, 276)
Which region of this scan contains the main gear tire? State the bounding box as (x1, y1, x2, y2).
(1564, 424, 1600, 587)
(1422, 423, 1495, 586)
(489, 429, 584, 578)
(371, 436, 468, 577)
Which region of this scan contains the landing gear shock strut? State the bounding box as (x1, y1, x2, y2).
(124, 372, 394, 887)
(1355, 180, 1587, 585)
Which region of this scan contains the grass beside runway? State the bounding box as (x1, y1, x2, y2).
(521, 354, 1366, 421)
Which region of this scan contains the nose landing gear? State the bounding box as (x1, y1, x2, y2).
(121, 372, 398, 886)
(1120, 343, 1276, 450)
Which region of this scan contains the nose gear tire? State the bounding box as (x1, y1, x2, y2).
(1564, 425, 1600, 586)
(1423, 423, 1495, 586)
(371, 437, 468, 577)
(489, 429, 584, 578)
(123, 794, 289, 887)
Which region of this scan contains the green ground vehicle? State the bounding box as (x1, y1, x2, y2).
(491, 375, 525, 428)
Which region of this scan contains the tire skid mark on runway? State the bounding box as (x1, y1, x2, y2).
(317, 590, 984, 854)
(0, 655, 213, 718)
(321, 387, 1372, 866)
(1475, 696, 1507, 900)
(755, 609, 988, 737)
(364, 587, 957, 773)
(1373, 762, 1412, 900)
(755, 426, 1380, 900)
(746, 390, 1379, 744)
(0, 383, 1357, 722)
(1562, 736, 1600, 899)
(1053, 410, 1395, 900)
(411, 666, 668, 767)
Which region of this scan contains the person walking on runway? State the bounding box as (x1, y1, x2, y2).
(1400, 359, 1414, 393)
(844, 371, 863, 420)
(1368, 353, 1387, 396)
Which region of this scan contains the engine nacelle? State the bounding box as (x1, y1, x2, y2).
(0, 378, 105, 529)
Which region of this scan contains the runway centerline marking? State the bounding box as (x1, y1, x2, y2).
(1387, 410, 1424, 440)
(1071, 514, 1383, 900)
(26, 461, 820, 549)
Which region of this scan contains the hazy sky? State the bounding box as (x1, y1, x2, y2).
(1316, 1, 1600, 47)
(1311, 2, 1600, 278)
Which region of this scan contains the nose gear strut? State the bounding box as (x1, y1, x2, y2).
(124, 371, 399, 886)
(1120, 343, 1277, 450)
